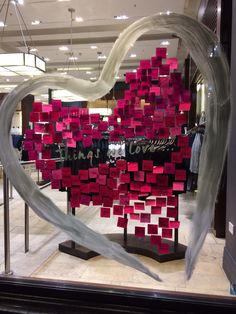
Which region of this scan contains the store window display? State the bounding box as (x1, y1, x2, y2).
(0, 12, 230, 285)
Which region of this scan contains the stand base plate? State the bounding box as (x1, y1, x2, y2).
(59, 234, 186, 262)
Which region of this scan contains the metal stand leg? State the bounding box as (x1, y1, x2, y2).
(25, 203, 29, 253)
(2, 171, 13, 275)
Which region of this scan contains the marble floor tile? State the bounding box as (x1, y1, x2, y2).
(0, 175, 232, 297)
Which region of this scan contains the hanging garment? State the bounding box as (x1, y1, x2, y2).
(189, 133, 202, 174)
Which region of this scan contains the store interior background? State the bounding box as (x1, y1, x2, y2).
(0, 0, 235, 298)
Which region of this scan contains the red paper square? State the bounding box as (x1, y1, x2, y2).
(120, 173, 130, 183)
(117, 217, 128, 228)
(134, 202, 145, 210)
(79, 170, 89, 181)
(159, 217, 169, 228)
(173, 182, 184, 191)
(127, 162, 138, 172)
(147, 224, 158, 234)
(151, 206, 162, 215)
(100, 207, 111, 218)
(135, 226, 145, 237)
(142, 160, 153, 171)
(103, 197, 113, 207)
(113, 205, 123, 216)
(89, 168, 99, 179)
(124, 205, 134, 214)
(167, 207, 178, 218)
(162, 228, 173, 239)
(80, 194, 91, 206)
(156, 197, 167, 207)
(140, 213, 151, 223)
(164, 162, 175, 174)
(116, 159, 127, 171)
(153, 166, 164, 174)
(97, 174, 107, 185)
(145, 199, 156, 206)
(169, 221, 180, 229)
(92, 195, 102, 206)
(146, 173, 156, 183)
(134, 171, 145, 182)
(175, 169, 186, 181)
(167, 196, 177, 207)
(130, 213, 140, 220)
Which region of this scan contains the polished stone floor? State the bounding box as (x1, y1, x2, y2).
(0, 168, 231, 297)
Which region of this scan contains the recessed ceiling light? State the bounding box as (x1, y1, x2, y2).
(97, 55, 106, 60)
(29, 47, 38, 52)
(78, 67, 92, 71)
(24, 78, 28, 81)
(0, 21, 5, 27)
(44, 57, 50, 62)
(61, 72, 68, 75)
(115, 76, 120, 79)
(31, 20, 41, 25)
(90, 45, 98, 49)
(68, 56, 78, 61)
(90, 77, 97, 81)
(58, 0, 71, 2)
(86, 71, 92, 74)
(75, 16, 83, 22)
(160, 41, 170, 46)
(132, 69, 137, 73)
(11, 0, 24, 5)
(114, 15, 129, 20)
(6, 78, 10, 82)
(59, 46, 69, 51)
(130, 53, 137, 58)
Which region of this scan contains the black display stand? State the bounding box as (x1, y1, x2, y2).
(59, 192, 187, 262)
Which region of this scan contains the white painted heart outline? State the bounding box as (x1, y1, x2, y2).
(0, 13, 230, 281)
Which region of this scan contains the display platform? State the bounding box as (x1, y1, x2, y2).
(59, 234, 186, 262)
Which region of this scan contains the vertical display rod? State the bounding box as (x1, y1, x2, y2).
(24, 203, 29, 253)
(174, 194, 179, 253)
(9, 181, 13, 199)
(124, 214, 128, 243)
(2, 171, 13, 275)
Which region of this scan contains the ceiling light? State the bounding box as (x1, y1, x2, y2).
(130, 53, 137, 58)
(6, 78, 10, 82)
(31, 20, 41, 25)
(24, 78, 28, 81)
(0, 21, 5, 27)
(114, 15, 129, 20)
(0, 52, 45, 76)
(59, 46, 69, 51)
(58, 0, 71, 2)
(160, 41, 170, 46)
(44, 57, 50, 62)
(86, 71, 92, 74)
(90, 77, 97, 81)
(61, 72, 68, 75)
(29, 47, 38, 52)
(115, 76, 121, 79)
(75, 16, 83, 22)
(132, 69, 137, 73)
(91, 45, 98, 49)
(68, 56, 78, 61)
(97, 55, 106, 60)
(11, 0, 24, 5)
